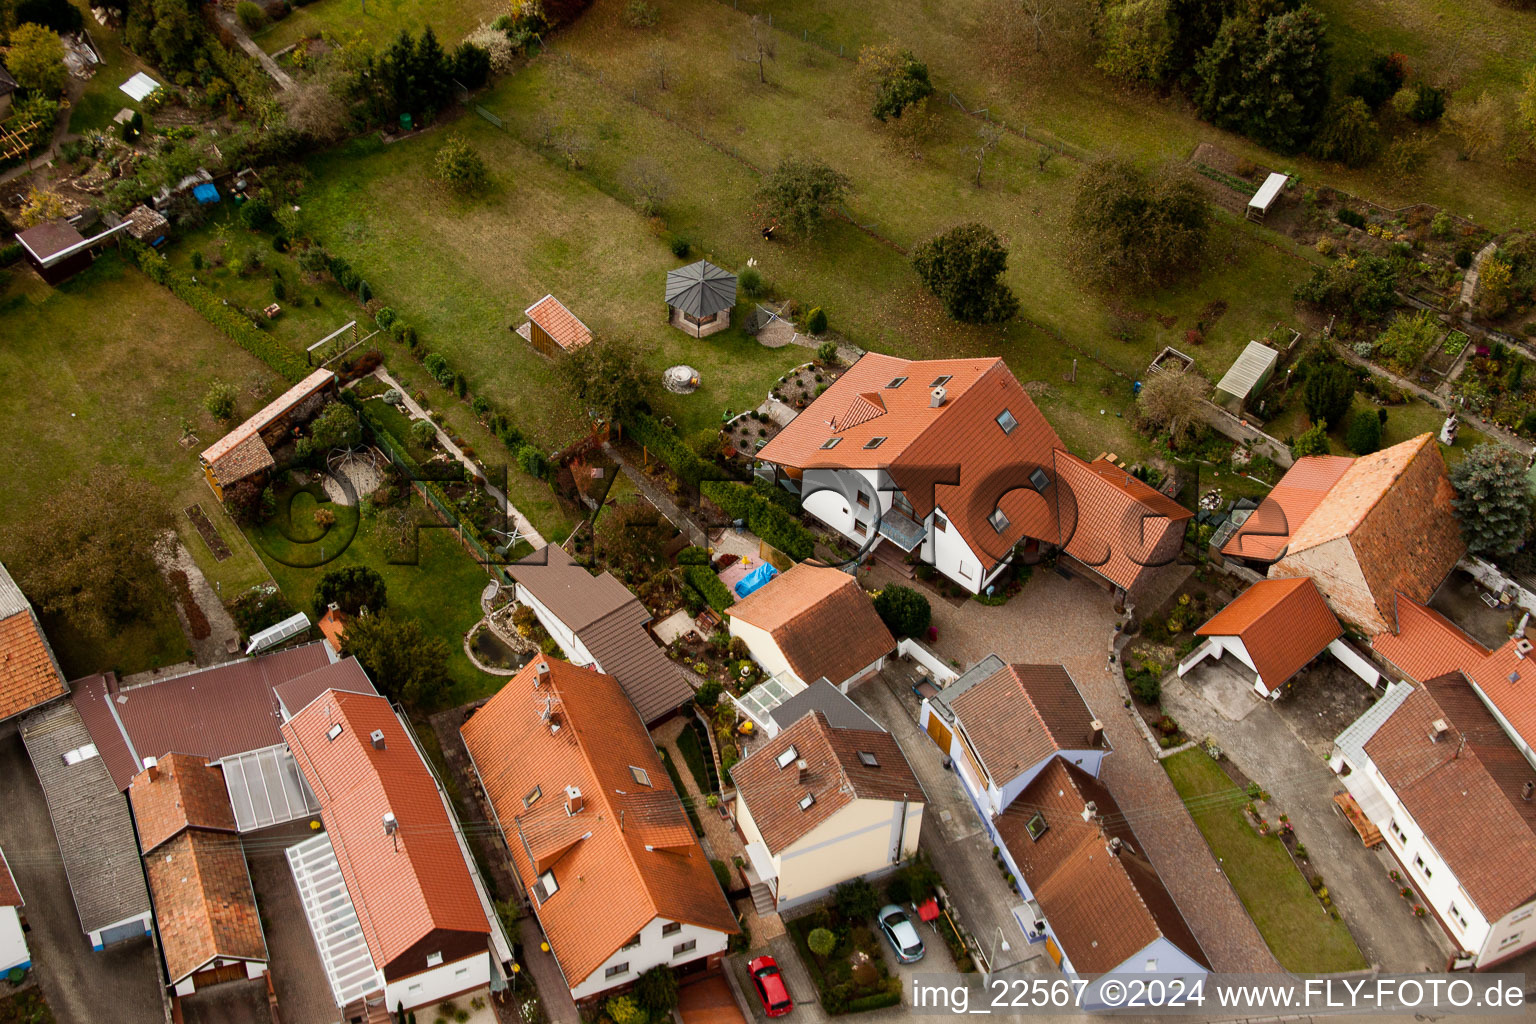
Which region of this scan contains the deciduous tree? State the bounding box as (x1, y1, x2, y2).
(1444, 91, 1506, 161)
(873, 584, 931, 638)
(1449, 443, 1534, 558)
(753, 157, 850, 238)
(313, 566, 388, 617)
(203, 380, 237, 422)
(557, 337, 654, 421)
(7, 22, 67, 95)
(1309, 98, 1380, 168)
(1067, 158, 1209, 290)
(910, 223, 1020, 324)
(857, 44, 935, 122)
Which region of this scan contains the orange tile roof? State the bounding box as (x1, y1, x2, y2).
(1372, 596, 1536, 751)
(460, 659, 736, 989)
(727, 564, 894, 686)
(283, 690, 490, 974)
(317, 607, 349, 650)
(942, 663, 1100, 785)
(129, 753, 239, 854)
(731, 710, 921, 853)
(1056, 454, 1193, 592)
(0, 845, 21, 909)
(1221, 456, 1354, 562)
(996, 758, 1208, 973)
(200, 368, 335, 479)
(1364, 673, 1536, 919)
(144, 830, 266, 984)
(1195, 578, 1341, 692)
(525, 295, 593, 352)
(0, 609, 67, 723)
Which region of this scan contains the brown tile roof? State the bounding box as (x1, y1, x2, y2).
(72, 644, 335, 790)
(525, 295, 593, 352)
(283, 690, 490, 975)
(317, 608, 349, 651)
(1221, 456, 1354, 562)
(731, 711, 922, 853)
(0, 845, 21, 909)
(1371, 596, 1536, 752)
(510, 545, 692, 723)
(199, 369, 336, 482)
(1055, 454, 1193, 592)
(0, 561, 68, 723)
(272, 657, 377, 719)
(1364, 673, 1536, 919)
(143, 830, 267, 984)
(1195, 578, 1341, 692)
(461, 659, 736, 989)
(941, 663, 1101, 786)
(728, 565, 894, 686)
(1271, 435, 1463, 629)
(16, 220, 85, 262)
(996, 758, 1209, 973)
(129, 753, 239, 854)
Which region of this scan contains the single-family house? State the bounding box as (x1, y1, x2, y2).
(129, 754, 268, 996)
(1330, 673, 1536, 968)
(508, 544, 693, 724)
(1219, 455, 1354, 566)
(666, 260, 737, 338)
(199, 368, 338, 501)
(461, 658, 738, 1003)
(0, 560, 69, 725)
(994, 758, 1211, 988)
(0, 846, 28, 975)
(731, 693, 924, 912)
(524, 294, 593, 357)
(1181, 577, 1344, 699)
(284, 689, 503, 1014)
(19, 700, 154, 950)
(756, 353, 1190, 599)
(726, 562, 893, 711)
(1267, 434, 1464, 634)
(919, 656, 1107, 819)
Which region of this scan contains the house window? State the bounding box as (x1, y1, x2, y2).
(858, 751, 879, 768)
(887, 377, 908, 388)
(799, 793, 816, 811)
(864, 437, 886, 449)
(673, 939, 697, 957)
(535, 870, 558, 903)
(988, 508, 1010, 533)
(524, 786, 542, 808)
(1414, 853, 1433, 880)
(605, 963, 630, 979)
(1498, 931, 1523, 949)
(996, 409, 1018, 434)
(426, 952, 444, 967)
(856, 491, 871, 509)
(934, 513, 947, 533)
(930, 375, 952, 387)
(1025, 813, 1048, 841)
(777, 746, 800, 769)
(892, 491, 914, 516)
(1145, 959, 1158, 972)
(1388, 819, 1406, 844)
(662, 922, 682, 937)
(326, 723, 343, 741)
(630, 766, 652, 787)
(852, 521, 867, 537)
(1449, 904, 1468, 929)
(622, 934, 642, 950)
(821, 437, 841, 449)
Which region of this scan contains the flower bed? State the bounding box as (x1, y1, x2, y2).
(787, 909, 902, 1014)
(771, 362, 844, 410)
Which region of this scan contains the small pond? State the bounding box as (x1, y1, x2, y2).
(473, 627, 530, 671)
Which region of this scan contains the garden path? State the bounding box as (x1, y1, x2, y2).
(602, 440, 708, 546)
(213, 7, 295, 91)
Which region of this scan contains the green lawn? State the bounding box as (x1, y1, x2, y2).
(253, 0, 506, 54)
(1163, 749, 1367, 974)
(68, 2, 160, 135)
(1262, 391, 1485, 465)
(0, 253, 284, 677)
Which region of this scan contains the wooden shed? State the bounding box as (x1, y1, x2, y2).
(15, 220, 129, 286)
(523, 294, 593, 357)
(1215, 341, 1280, 412)
(666, 260, 736, 338)
(198, 368, 338, 500)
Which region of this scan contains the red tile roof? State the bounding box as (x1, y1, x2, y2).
(200, 369, 336, 483)
(0, 561, 68, 723)
(1364, 673, 1536, 919)
(283, 690, 490, 975)
(732, 710, 922, 853)
(1055, 454, 1192, 592)
(461, 659, 736, 989)
(1195, 578, 1341, 692)
(943, 664, 1100, 786)
(1371, 596, 1536, 751)
(996, 759, 1209, 973)
(317, 608, 349, 651)
(143, 830, 267, 984)
(0, 845, 21, 908)
(728, 564, 894, 686)
(1221, 456, 1354, 562)
(525, 295, 593, 352)
(129, 753, 240, 854)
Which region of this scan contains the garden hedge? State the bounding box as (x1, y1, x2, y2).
(685, 564, 734, 614)
(700, 481, 815, 560)
(676, 546, 711, 565)
(625, 411, 726, 489)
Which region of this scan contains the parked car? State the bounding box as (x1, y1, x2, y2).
(877, 903, 926, 963)
(748, 955, 794, 1017)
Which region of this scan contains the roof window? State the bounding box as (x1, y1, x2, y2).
(997, 409, 1018, 435)
(930, 375, 952, 387)
(1029, 467, 1050, 492)
(630, 766, 652, 787)
(799, 793, 816, 811)
(534, 869, 559, 903)
(62, 744, 98, 766)
(864, 436, 886, 449)
(524, 785, 542, 808)
(988, 507, 1010, 533)
(887, 377, 908, 388)
(857, 751, 879, 768)
(1025, 812, 1048, 841)
(776, 746, 800, 770)
(821, 437, 841, 449)
(325, 723, 343, 741)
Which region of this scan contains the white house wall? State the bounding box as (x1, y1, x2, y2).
(567, 916, 729, 1002)
(1081, 936, 1208, 1005)
(728, 618, 795, 684)
(922, 504, 990, 595)
(1480, 902, 1536, 967)
(517, 587, 597, 667)
(386, 952, 492, 1012)
(800, 469, 887, 550)
(0, 907, 28, 973)
(772, 798, 923, 911)
(994, 750, 1107, 816)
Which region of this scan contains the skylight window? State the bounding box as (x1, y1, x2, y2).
(864, 436, 887, 449)
(62, 744, 98, 766)
(997, 409, 1018, 434)
(887, 377, 908, 388)
(326, 723, 343, 742)
(930, 375, 952, 387)
(1025, 812, 1048, 841)
(799, 793, 816, 811)
(630, 766, 652, 787)
(857, 751, 879, 768)
(821, 437, 842, 449)
(776, 746, 800, 770)
(524, 785, 542, 808)
(988, 508, 1010, 533)
(1029, 467, 1051, 492)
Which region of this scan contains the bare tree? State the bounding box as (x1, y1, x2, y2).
(622, 158, 673, 216)
(737, 15, 775, 85)
(973, 123, 1003, 188)
(1137, 370, 1211, 447)
(552, 123, 592, 170)
(1019, 0, 1051, 52)
(282, 74, 348, 145)
(647, 45, 670, 91)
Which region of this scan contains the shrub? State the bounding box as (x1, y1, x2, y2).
(235, 1, 266, 30)
(739, 265, 764, 296)
(203, 380, 237, 421)
(1455, 248, 1473, 269)
(815, 340, 839, 365)
(238, 194, 275, 231)
(700, 481, 816, 560)
(1337, 208, 1366, 229)
(623, 0, 659, 29)
(605, 996, 645, 1024)
(1292, 422, 1331, 457)
(873, 584, 930, 638)
(627, 412, 726, 490)
(1374, 309, 1440, 370)
(834, 878, 881, 921)
(375, 307, 398, 330)
(804, 306, 828, 335)
(1430, 211, 1454, 241)
(1346, 410, 1382, 454)
(669, 236, 691, 258)
(1130, 671, 1161, 704)
(434, 135, 490, 194)
(676, 546, 711, 566)
(695, 679, 723, 708)
(423, 352, 453, 386)
(685, 565, 733, 613)
(806, 927, 836, 958)
(516, 444, 548, 478)
(410, 420, 437, 448)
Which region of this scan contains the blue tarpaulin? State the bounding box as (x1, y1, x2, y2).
(192, 183, 220, 205)
(734, 562, 778, 598)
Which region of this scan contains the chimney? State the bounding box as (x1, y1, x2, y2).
(797, 759, 809, 781)
(328, 601, 340, 613)
(1519, 638, 1533, 659)
(535, 661, 550, 686)
(1107, 836, 1123, 856)
(565, 785, 584, 814)
(1524, 781, 1534, 802)
(1081, 800, 1098, 824)
(143, 756, 159, 780)
(383, 812, 398, 835)
(930, 386, 947, 408)
(1429, 718, 1450, 742)
(370, 729, 386, 751)
(1089, 719, 1105, 748)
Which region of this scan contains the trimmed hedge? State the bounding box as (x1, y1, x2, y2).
(656, 749, 705, 837)
(129, 240, 309, 382)
(625, 411, 725, 489)
(676, 546, 711, 565)
(700, 481, 815, 560)
(846, 992, 903, 1013)
(685, 564, 734, 613)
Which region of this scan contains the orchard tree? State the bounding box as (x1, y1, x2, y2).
(910, 223, 1020, 324)
(857, 44, 935, 122)
(557, 337, 654, 420)
(1444, 91, 1506, 161)
(754, 157, 851, 238)
(7, 23, 68, 95)
(1449, 443, 1534, 558)
(434, 134, 490, 194)
(1136, 369, 1209, 447)
(1068, 158, 1209, 290)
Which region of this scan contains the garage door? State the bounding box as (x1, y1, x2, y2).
(99, 919, 147, 948)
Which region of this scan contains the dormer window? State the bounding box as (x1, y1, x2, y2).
(886, 377, 907, 388)
(776, 746, 799, 769)
(996, 409, 1018, 435)
(821, 437, 841, 449)
(988, 508, 1010, 533)
(864, 436, 886, 449)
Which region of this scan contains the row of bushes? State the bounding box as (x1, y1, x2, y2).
(700, 481, 816, 561)
(130, 241, 309, 382)
(625, 411, 726, 489)
(0, 243, 20, 268)
(684, 564, 734, 614)
(676, 546, 711, 565)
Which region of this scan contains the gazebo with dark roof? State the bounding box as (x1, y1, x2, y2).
(665, 259, 737, 338)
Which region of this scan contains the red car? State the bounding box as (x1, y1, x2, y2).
(748, 956, 794, 1017)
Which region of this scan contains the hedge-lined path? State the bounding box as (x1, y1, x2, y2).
(602, 440, 708, 546)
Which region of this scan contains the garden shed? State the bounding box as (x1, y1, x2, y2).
(666, 259, 737, 338)
(16, 219, 131, 286)
(1215, 341, 1280, 411)
(522, 294, 592, 357)
(1247, 172, 1288, 221)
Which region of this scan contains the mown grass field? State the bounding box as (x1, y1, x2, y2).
(253, 0, 506, 55)
(1164, 749, 1368, 974)
(0, 254, 282, 677)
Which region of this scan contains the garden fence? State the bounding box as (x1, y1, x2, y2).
(475, 105, 504, 130)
